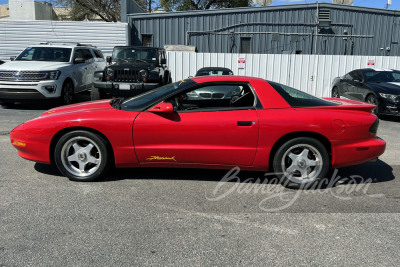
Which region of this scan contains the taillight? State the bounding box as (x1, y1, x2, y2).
(369, 117, 379, 134)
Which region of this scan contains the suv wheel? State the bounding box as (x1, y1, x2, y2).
(61, 80, 74, 105)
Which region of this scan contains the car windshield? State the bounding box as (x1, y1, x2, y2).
(16, 47, 72, 62)
(112, 47, 158, 62)
(363, 70, 400, 83)
(268, 81, 339, 107)
(121, 79, 197, 110)
(196, 69, 233, 76)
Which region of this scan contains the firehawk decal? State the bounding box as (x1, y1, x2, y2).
(146, 156, 177, 162)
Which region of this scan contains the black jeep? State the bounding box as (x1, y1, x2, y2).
(92, 46, 171, 100)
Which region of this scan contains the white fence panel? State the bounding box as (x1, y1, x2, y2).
(0, 20, 128, 60)
(167, 52, 400, 97)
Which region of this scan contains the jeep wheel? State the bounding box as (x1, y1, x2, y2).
(90, 86, 106, 100)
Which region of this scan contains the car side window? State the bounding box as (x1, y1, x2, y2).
(73, 49, 83, 61)
(169, 84, 255, 112)
(93, 49, 104, 60)
(82, 49, 94, 62)
(348, 71, 362, 82)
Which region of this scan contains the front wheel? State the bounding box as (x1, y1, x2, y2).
(273, 137, 330, 189)
(332, 87, 340, 98)
(61, 80, 74, 105)
(54, 130, 111, 182)
(90, 86, 106, 100)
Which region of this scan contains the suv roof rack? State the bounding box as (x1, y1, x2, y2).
(39, 42, 97, 48)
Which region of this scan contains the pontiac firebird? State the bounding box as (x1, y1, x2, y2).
(10, 76, 386, 188)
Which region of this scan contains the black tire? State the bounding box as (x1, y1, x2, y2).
(90, 86, 105, 100)
(163, 72, 171, 85)
(61, 80, 74, 105)
(332, 87, 340, 98)
(273, 137, 330, 189)
(366, 94, 379, 115)
(0, 100, 15, 108)
(54, 130, 111, 182)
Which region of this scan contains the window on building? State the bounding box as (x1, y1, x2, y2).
(240, 37, 251, 54)
(142, 34, 153, 47)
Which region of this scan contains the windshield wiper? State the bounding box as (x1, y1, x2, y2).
(134, 59, 148, 63)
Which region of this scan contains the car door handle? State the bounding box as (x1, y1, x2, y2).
(237, 121, 253, 126)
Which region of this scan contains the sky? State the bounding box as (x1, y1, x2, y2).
(0, 0, 399, 10)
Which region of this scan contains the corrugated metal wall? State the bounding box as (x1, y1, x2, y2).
(128, 3, 400, 56)
(0, 20, 128, 60)
(167, 51, 400, 97)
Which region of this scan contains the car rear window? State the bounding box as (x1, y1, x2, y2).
(268, 81, 339, 107)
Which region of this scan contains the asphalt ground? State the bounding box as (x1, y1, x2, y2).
(1, 93, 399, 266)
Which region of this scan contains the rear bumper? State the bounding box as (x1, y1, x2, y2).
(331, 137, 386, 168)
(94, 81, 159, 96)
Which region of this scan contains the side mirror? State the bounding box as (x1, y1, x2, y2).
(74, 58, 85, 64)
(106, 56, 112, 64)
(354, 79, 363, 84)
(148, 102, 174, 113)
(160, 58, 166, 65)
(10, 56, 16, 61)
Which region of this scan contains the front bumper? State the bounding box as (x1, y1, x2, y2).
(331, 137, 386, 168)
(379, 99, 400, 116)
(0, 80, 63, 101)
(10, 124, 52, 164)
(94, 81, 159, 96)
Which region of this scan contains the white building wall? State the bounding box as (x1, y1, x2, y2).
(167, 52, 400, 97)
(0, 20, 128, 60)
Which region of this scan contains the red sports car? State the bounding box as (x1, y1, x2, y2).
(10, 76, 386, 188)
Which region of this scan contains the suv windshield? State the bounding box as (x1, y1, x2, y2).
(121, 79, 196, 111)
(363, 70, 400, 83)
(112, 47, 158, 62)
(16, 47, 72, 62)
(268, 81, 339, 107)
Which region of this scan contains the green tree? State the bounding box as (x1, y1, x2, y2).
(159, 0, 252, 11)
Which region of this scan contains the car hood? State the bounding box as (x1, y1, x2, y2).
(0, 61, 70, 71)
(41, 100, 113, 116)
(367, 82, 400, 95)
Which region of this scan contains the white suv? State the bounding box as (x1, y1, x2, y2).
(0, 43, 106, 105)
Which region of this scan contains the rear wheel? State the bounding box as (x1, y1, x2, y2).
(54, 130, 111, 182)
(273, 137, 330, 189)
(366, 94, 379, 115)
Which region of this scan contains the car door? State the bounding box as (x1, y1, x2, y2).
(132, 83, 259, 166)
(343, 71, 361, 100)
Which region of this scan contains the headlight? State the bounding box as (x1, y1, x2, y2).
(106, 68, 114, 77)
(139, 69, 149, 78)
(379, 93, 399, 102)
(47, 71, 61, 80)
(139, 69, 149, 82)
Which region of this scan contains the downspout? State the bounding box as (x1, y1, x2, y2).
(312, 2, 319, 96)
